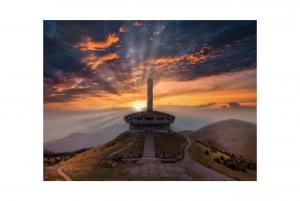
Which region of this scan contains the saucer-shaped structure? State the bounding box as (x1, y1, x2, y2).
(124, 110, 175, 132)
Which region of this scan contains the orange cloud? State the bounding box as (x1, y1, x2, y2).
(44, 67, 256, 110)
(151, 69, 256, 107)
(48, 74, 86, 93)
(44, 92, 127, 110)
(151, 46, 217, 67)
(151, 56, 185, 65)
(119, 26, 126, 33)
(74, 34, 119, 51)
(186, 53, 214, 64)
(133, 21, 142, 27)
(81, 53, 120, 70)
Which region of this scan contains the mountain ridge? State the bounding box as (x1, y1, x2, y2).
(191, 119, 257, 162)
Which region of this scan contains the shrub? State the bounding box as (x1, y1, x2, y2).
(214, 158, 221, 164)
(100, 160, 114, 168)
(223, 158, 249, 172)
(204, 150, 210, 155)
(112, 156, 122, 162)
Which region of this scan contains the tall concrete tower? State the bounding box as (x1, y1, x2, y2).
(147, 78, 153, 111)
(124, 77, 175, 133)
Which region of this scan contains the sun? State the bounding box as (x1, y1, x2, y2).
(132, 101, 146, 111)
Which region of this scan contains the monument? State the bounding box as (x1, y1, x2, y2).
(124, 78, 175, 133)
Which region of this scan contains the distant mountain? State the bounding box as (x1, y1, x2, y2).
(43, 149, 54, 155)
(192, 119, 256, 162)
(44, 124, 127, 153)
(171, 117, 213, 132)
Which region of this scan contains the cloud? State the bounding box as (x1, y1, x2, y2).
(228, 102, 240, 108)
(119, 26, 126, 33)
(81, 53, 120, 70)
(151, 56, 185, 65)
(151, 44, 214, 65)
(133, 21, 142, 27)
(151, 36, 256, 82)
(196, 103, 216, 108)
(44, 94, 77, 103)
(208, 21, 256, 49)
(44, 21, 257, 108)
(74, 34, 119, 51)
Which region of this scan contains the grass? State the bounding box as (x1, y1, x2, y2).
(153, 132, 187, 157)
(44, 149, 89, 167)
(187, 171, 213, 181)
(189, 140, 256, 181)
(43, 165, 64, 181)
(58, 132, 145, 180)
(55, 132, 189, 180)
(46, 131, 234, 181)
(192, 119, 257, 162)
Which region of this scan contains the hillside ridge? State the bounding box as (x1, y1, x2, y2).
(192, 119, 257, 162)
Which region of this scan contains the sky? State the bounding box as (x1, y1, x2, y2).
(44, 21, 256, 110)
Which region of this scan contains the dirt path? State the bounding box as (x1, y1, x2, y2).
(57, 165, 72, 181)
(180, 136, 235, 181)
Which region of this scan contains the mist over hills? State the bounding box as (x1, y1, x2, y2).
(44, 106, 256, 153)
(44, 124, 127, 153)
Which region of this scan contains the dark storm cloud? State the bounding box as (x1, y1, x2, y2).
(44, 20, 256, 104)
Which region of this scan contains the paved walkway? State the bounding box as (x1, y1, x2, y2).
(180, 136, 235, 181)
(57, 165, 72, 181)
(138, 134, 158, 164)
(126, 163, 192, 180)
(142, 135, 155, 158)
(114, 134, 234, 180)
(127, 134, 191, 180)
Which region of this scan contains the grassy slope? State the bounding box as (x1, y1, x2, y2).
(44, 132, 145, 181)
(46, 131, 248, 181)
(153, 132, 187, 157)
(189, 140, 256, 181)
(66, 132, 145, 180)
(43, 165, 64, 181)
(192, 119, 257, 162)
(44, 131, 190, 181)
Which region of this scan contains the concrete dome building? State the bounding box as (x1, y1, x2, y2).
(124, 79, 175, 133)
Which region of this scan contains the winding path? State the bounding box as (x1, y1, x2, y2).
(180, 136, 235, 181)
(57, 165, 72, 181)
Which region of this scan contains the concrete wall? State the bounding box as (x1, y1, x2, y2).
(129, 124, 170, 133)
